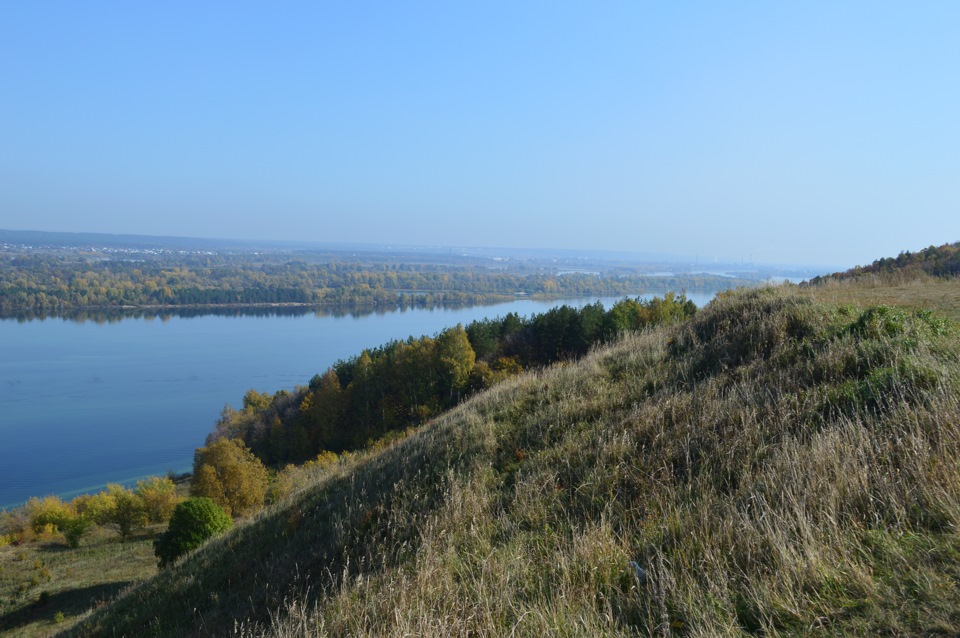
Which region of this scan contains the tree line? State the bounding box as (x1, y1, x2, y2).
(209, 293, 697, 466)
(0, 252, 733, 312)
(1, 478, 181, 548)
(810, 241, 960, 284)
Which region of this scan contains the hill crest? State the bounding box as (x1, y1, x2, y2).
(810, 241, 960, 285)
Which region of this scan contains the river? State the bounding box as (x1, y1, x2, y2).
(1, 291, 719, 509)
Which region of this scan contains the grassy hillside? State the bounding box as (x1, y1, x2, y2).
(806, 277, 960, 323)
(811, 241, 960, 283)
(805, 241, 960, 322)
(68, 286, 960, 636)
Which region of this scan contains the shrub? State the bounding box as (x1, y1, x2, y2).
(267, 464, 299, 504)
(135, 476, 181, 523)
(72, 490, 117, 525)
(267, 452, 340, 503)
(305, 450, 339, 470)
(153, 497, 232, 568)
(24, 496, 72, 534)
(60, 514, 94, 548)
(102, 485, 148, 542)
(0, 508, 34, 545)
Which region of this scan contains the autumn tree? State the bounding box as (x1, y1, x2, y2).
(192, 438, 269, 516)
(103, 484, 148, 542)
(436, 324, 476, 402)
(135, 476, 181, 524)
(72, 490, 117, 525)
(242, 389, 272, 413)
(60, 513, 94, 548)
(24, 496, 73, 534)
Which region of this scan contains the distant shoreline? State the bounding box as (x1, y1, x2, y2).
(0, 288, 739, 319)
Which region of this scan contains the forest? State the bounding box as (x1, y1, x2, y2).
(0, 249, 744, 314)
(208, 293, 697, 466)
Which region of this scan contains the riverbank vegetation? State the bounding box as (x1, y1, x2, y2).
(0, 249, 744, 314)
(0, 478, 187, 637)
(209, 294, 696, 466)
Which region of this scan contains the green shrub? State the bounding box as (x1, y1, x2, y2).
(60, 514, 94, 548)
(103, 485, 148, 542)
(153, 497, 232, 568)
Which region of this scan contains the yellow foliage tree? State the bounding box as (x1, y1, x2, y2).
(72, 490, 116, 525)
(436, 324, 476, 401)
(192, 438, 269, 517)
(135, 476, 182, 524)
(24, 496, 72, 534)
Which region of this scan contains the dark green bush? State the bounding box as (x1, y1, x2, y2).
(153, 497, 232, 568)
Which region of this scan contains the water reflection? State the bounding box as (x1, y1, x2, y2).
(1, 300, 511, 324)
(0, 290, 729, 324)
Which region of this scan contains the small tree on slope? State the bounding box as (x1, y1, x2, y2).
(154, 497, 232, 568)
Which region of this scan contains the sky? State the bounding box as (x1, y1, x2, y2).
(1, 2, 958, 268)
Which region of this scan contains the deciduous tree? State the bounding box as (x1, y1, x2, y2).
(103, 484, 148, 543)
(135, 476, 181, 524)
(192, 438, 269, 516)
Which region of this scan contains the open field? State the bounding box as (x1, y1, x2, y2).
(804, 276, 960, 322)
(0, 527, 158, 637)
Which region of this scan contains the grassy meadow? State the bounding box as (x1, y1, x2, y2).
(57, 281, 960, 637)
(805, 274, 960, 322)
(0, 526, 158, 637)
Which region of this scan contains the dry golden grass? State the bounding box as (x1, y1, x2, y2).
(68, 287, 960, 637)
(804, 274, 960, 322)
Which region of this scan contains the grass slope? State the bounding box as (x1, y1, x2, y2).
(805, 241, 960, 322)
(69, 287, 960, 636)
(806, 276, 960, 323)
(0, 528, 157, 637)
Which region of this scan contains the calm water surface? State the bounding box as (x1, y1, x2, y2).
(1, 292, 717, 509)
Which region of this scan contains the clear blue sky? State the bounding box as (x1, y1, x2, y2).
(2, 2, 957, 267)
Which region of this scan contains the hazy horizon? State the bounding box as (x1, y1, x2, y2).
(0, 227, 837, 273)
(3, 2, 958, 269)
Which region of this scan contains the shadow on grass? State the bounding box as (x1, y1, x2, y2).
(33, 526, 161, 555)
(0, 581, 132, 634)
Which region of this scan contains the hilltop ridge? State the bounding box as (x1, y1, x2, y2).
(68, 284, 960, 636)
(810, 241, 960, 284)
(805, 242, 960, 323)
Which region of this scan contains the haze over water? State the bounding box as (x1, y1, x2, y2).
(1, 292, 718, 509)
